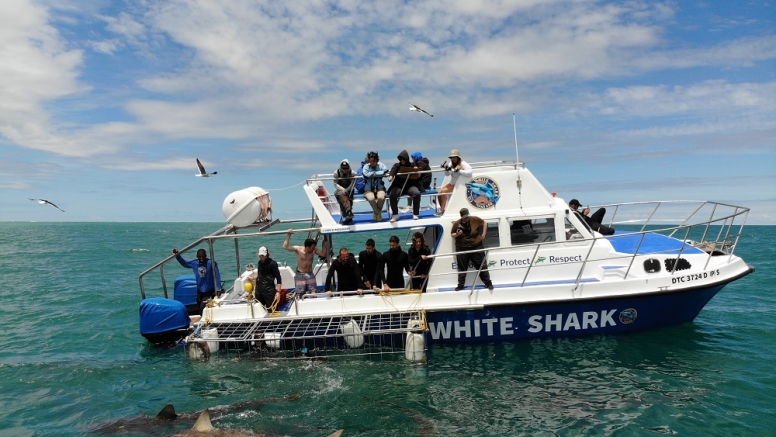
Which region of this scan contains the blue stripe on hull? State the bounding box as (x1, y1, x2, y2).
(426, 284, 725, 344)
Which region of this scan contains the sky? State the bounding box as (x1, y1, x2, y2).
(1, 0, 774, 224)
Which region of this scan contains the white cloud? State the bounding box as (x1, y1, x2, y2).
(88, 38, 120, 55)
(0, 0, 85, 155)
(599, 81, 776, 117)
(1, 0, 774, 164)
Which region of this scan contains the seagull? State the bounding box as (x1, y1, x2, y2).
(29, 198, 65, 212)
(409, 102, 433, 117)
(195, 158, 217, 177)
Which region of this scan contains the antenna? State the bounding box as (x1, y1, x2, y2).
(512, 113, 519, 165)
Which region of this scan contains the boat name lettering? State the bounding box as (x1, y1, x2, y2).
(500, 258, 531, 267)
(527, 310, 617, 333)
(429, 318, 514, 340)
(428, 309, 618, 339)
(671, 269, 720, 284)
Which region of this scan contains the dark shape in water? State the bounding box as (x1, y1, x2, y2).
(91, 393, 300, 435)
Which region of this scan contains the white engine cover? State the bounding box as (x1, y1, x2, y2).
(222, 187, 272, 227)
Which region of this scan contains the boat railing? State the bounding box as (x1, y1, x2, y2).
(305, 160, 522, 216)
(138, 221, 324, 300)
(423, 200, 749, 292)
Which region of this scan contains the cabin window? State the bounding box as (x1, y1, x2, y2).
(509, 217, 556, 245)
(564, 217, 586, 240)
(482, 220, 501, 248)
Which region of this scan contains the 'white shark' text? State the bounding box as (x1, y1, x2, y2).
(429, 310, 618, 339)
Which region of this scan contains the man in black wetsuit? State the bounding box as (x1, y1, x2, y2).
(359, 238, 382, 291)
(379, 235, 410, 291)
(324, 248, 365, 296)
(569, 199, 615, 235)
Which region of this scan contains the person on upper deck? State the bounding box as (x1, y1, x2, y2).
(569, 199, 615, 235)
(172, 248, 224, 315)
(379, 235, 410, 291)
(436, 149, 473, 216)
(451, 208, 493, 291)
(324, 247, 365, 296)
(387, 150, 422, 222)
(359, 238, 382, 290)
(354, 155, 368, 194)
(283, 230, 328, 297)
(362, 151, 389, 222)
(333, 159, 356, 225)
(248, 246, 284, 310)
(411, 151, 432, 192)
(408, 231, 432, 292)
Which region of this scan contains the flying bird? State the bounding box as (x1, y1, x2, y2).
(409, 102, 433, 117)
(29, 198, 65, 212)
(195, 158, 217, 177)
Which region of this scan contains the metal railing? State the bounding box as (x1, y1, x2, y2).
(422, 199, 749, 293)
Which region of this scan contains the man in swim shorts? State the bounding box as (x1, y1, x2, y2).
(283, 229, 328, 297)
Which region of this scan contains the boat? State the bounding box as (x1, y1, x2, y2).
(137, 159, 754, 362)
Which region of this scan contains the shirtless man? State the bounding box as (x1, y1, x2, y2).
(283, 229, 328, 297)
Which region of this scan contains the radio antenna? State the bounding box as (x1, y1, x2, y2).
(513, 113, 519, 165)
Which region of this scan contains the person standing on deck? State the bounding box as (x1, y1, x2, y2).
(172, 248, 224, 315)
(451, 208, 493, 291)
(248, 246, 284, 310)
(359, 238, 383, 290)
(324, 248, 365, 296)
(379, 235, 410, 291)
(283, 230, 328, 297)
(408, 232, 432, 292)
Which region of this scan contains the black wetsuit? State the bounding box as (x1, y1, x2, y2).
(358, 249, 383, 288)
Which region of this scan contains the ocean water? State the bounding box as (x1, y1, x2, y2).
(0, 222, 773, 437)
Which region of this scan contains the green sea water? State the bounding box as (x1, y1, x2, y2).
(0, 222, 773, 437)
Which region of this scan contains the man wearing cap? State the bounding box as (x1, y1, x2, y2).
(568, 199, 614, 235)
(436, 149, 473, 215)
(249, 246, 284, 309)
(451, 208, 494, 291)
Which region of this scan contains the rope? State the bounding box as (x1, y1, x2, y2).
(266, 181, 305, 192)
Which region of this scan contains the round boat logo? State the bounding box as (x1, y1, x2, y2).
(619, 308, 638, 324)
(466, 177, 500, 209)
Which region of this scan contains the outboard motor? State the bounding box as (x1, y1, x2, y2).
(139, 298, 190, 344)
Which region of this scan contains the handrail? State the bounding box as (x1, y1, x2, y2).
(423, 201, 749, 292)
(139, 198, 749, 302)
(139, 223, 326, 300)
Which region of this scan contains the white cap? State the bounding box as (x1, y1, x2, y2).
(257, 246, 268, 257)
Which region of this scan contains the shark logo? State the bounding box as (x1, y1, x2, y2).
(466, 176, 500, 209)
(536, 256, 546, 263)
(488, 260, 497, 267)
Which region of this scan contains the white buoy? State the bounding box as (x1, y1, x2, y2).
(202, 328, 219, 352)
(405, 319, 426, 362)
(263, 332, 282, 349)
(340, 320, 364, 348)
